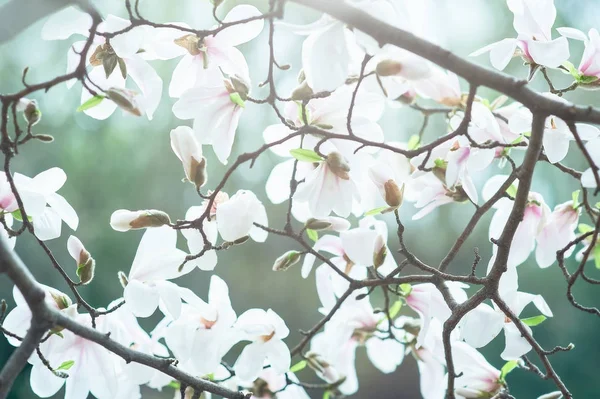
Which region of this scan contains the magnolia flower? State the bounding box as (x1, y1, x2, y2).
(162, 5, 264, 97)
(557, 27, 600, 86)
(170, 126, 207, 188)
(164, 276, 238, 376)
(244, 368, 310, 399)
(471, 0, 569, 71)
(233, 309, 291, 382)
(509, 94, 600, 163)
(535, 200, 579, 268)
(485, 175, 550, 267)
(110, 209, 171, 232)
(294, 152, 360, 218)
(13, 167, 78, 241)
(180, 205, 218, 271)
(371, 47, 431, 100)
(122, 226, 189, 318)
(67, 235, 95, 285)
(452, 341, 503, 398)
(172, 67, 248, 164)
(215, 190, 268, 243)
(461, 261, 552, 360)
(42, 9, 163, 120)
(413, 67, 462, 107)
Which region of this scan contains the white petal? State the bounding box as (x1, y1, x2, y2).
(47, 193, 78, 230)
(556, 27, 588, 41)
(501, 322, 532, 360)
(365, 337, 404, 373)
(126, 55, 163, 120)
(41, 7, 91, 40)
(156, 280, 182, 319)
(460, 304, 504, 348)
(214, 5, 264, 47)
(264, 339, 291, 374)
(527, 37, 570, 68)
(33, 208, 62, 241)
(32, 167, 66, 194)
(543, 131, 570, 163)
(234, 342, 266, 382)
(123, 280, 159, 318)
(30, 364, 65, 397)
(303, 23, 349, 92)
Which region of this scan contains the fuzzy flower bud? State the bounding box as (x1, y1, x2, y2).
(375, 59, 404, 77)
(373, 235, 387, 269)
(17, 98, 41, 125)
(326, 152, 350, 180)
(174, 34, 202, 56)
(291, 81, 314, 102)
(272, 250, 302, 271)
(67, 236, 95, 285)
(110, 209, 171, 232)
(106, 87, 143, 116)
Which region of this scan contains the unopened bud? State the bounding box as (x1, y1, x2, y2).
(305, 218, 332, 231)
(373, 236, 387, 269)
(384, 180, 404, 208)
(448, 186, 469, 202)
(50, 292, 72, 310)
(305, 352, 340, 383)
(375, 59, 403, 77)
(17, 99, 41, 125)
(174, 34, 202, 56)
(326, 152, 350, 180)
(118, 271, 129, 288)
(76, 257, 95, 285)
(110, 209, 171, 232)
(432, 161, 447, 183)
(106, 87, 143, 116)
(232, 235, 249, 245)
(230, 75, 249, 101)
(89, 44, 106, 66)
(291, 81, 314, 102)
(192, 156, 207, 188)
(34, 134, 54, 142)
(297, 69, 306, 84)
(272, 251, 302, 271)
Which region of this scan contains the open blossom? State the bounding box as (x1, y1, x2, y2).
(180, 205, 218, 271)
(461, 261, 552, 360)
(413, 67, 462, 107)
(371, 47, 431, 101)
(172, 67, 248, 164)
(13, 167, 78, 241)
(164, 276, 238, 376)
(122, 226, 189, 318)
(233, 309, 291, 382)
(471, 0, 569, 71)
(159, 5, 263, 97)
(557, 27, 600, 86)
(452, 341, 503, 398)
(215, 190, 268, 243)
(170, 126, 207, 188)
(509, 93, 599, 163)
(42, 9, 163, 120)
(243, 368, 310, 399)
(535, 200, 579, 268)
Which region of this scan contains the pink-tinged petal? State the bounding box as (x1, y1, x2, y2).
(41, 6, 92, 40)
(125, 55, 163, 120)
(264, 339, 291, 374)
(234, 342, 267, 382)
(47, 193, 78, 231)
(124, 280, 159, 318)
(365, 337, 404, 373)
(556, 27, 588, 41)
(501, 322, 532, 360)
(303, 22, 349, 92)
(527, 37, 570, 68)
(543, 130, 570, 163)
(460, 304, 504, 348)
(575, 123, 600, 140)
(214, 5, 264, 47)
(446, 147, 469, 188)
(169, 55, 200, 98)
(33, 208, 62, 241)
(64, 363, 90, 399)
(30, 363, 64, 397)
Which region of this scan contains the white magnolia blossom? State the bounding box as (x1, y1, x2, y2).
(215, 189, 268, 243)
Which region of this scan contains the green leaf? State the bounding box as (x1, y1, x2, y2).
(306, 228, 318, 242)
(204, 373, 214, 381)
(407, 134, 420, 150)
(290, 360, 307, 373)
(578, 223, 594, 234)
(572, 190, 580, 208)
(499, 360, 519, 382)
(578, 75, 598, 84)
(323, 391, 331, 399)
(229, 92, 246, 108)
(364, 206, 388, 216)
(506, 184, 518, 198)
(11, 209, 32, 222)
(521, 315, 546, 327)
(595, 202, 600, 209)
(594, 245, 600, 269)
(562, 61, 580, 79)
(434, 158, 447, 168)
(56, 360, 74, 371)
(167, 380, 181, 389)
(388, 300, 402, 319)
(77, 95, 105, 112)
(290, 149, 323, 163)
(399, 283, 412, 296)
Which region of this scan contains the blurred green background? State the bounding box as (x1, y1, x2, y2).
(1, 0, 599, 397)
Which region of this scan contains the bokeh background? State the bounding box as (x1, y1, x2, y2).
(1, 0, 599, 397)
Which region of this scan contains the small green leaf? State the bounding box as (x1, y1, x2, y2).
(480, 98, 491, 109)
(56, 360, 74, 371)
(562, 61, 580, 79)
(578, 75, 598, 84)
(77, 95, 105, 112)
(229, 92, 246, 108)
(388, 300, 402, 319)
(572, 190, 580, 208)
(499, 360, 519, 382)
(434, 158, 447, 168)
(167, 380, 181, 389)
(11, 209, 32, 222)
(578, 223, 594, 234)
(506, 184, 518, 198)
(306, 228, 318, 242)
(594, 245, 600, 269)
(204, 373, 214, 381)
(364, 206, 388, 216)
(399, 283, 412, 296)
(323, 391, 331, 399)
(510, 135, 524, 145)
(290, 149, 323, 163)
(521, 315, 546, 327)
(289, 360, 307, 373)
(407, 134, 420, 150)
(595, 202, 600, 209)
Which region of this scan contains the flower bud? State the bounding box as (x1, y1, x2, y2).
(305, 352, 341, 383)
(106, 87, 143, 116)
(291, 81, 314, 102)
(297, 69, 306, 84)
(174, 34, 202, 56)
(34, 134, 54, 142)
(118, 271, 129, 288)
(304, 218, 332, 231)
(326, 152, 350, 180)
(67, 236, 95, 285)
(229, 75, 250, 101)
(447, 186, 469, 202)
(192, 157, 208, 188)
(110, 209, 171, 232)
(22, 100, 41, 125)
(376, 59, 404, 77)
(373, 235, 387, 269)
(272, 250, 302, 271)
(50, 292, 72, 310)
(76, 258, 96, 285)
(384, 180, 404, 208)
